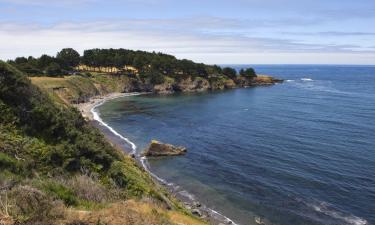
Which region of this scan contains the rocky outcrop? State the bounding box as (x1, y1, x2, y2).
(174, 77, 210, 92)
(143, 140, 187, 157)
(236, 75, 283, 87)
(153, 82, 175, 94)
(32, 72, 282, 106)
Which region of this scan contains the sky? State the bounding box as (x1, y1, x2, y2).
(0, 0, 374, 64)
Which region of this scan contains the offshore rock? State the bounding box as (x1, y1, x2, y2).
(143, 140, 187, 157)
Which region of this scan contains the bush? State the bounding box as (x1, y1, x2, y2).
(8, 185, 65, 223)
(222, 67, 237, 79)
(45, 62, 63, 76)
(42, 181, 78, 206)
(239, 68, 257, 78)
(66, 175, 109, 203)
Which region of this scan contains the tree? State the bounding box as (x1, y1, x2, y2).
(56, 48, 80, 69)
(14, 57, 28, 64)
(222, 67, 237, 79)
(240, 68, 257, 78)
(38, 54, 55, 69)
(149, 71, 165, 85)
(45, 62, 62, 76)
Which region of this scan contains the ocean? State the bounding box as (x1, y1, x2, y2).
(95, 65, 375, 225)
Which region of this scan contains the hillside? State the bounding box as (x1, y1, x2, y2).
(8, 48, 282, 102)
(0, 61, 207, 225)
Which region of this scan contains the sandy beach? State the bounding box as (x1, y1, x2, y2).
(74, 92, 140, 121)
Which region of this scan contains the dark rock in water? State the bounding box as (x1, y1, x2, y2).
(191, 209, 203, 217)
(193, 201, 202, 208)
(143, 140, 187, 157)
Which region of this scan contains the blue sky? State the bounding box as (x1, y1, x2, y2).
(0, 0, 374, 64)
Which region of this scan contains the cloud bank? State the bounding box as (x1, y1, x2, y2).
(0, 0, 374, 64)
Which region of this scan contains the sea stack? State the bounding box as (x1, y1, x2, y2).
(143, 140, 187, 157)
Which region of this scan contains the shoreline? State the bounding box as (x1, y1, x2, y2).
(75, 92, 142, 121)
(74, 92, 239, 225)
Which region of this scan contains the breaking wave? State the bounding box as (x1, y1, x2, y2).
(308, 201, 368, 225)
(91, 94, 141, 155)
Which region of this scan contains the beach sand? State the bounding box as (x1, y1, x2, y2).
(74, 92, 135, 121)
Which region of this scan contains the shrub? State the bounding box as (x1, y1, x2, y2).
(8, 185, 65, 223)
(66, 175, 109, 203)
(42, 181, 78, 206)
(239, 67, 257, 78)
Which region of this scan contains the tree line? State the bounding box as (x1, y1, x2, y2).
(7, 48, 257, 81)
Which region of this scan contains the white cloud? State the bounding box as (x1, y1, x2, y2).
(0, 20, 374, 64)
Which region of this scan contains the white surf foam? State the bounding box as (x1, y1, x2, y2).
(178, 190, 196, 201)
(140, 156, 173, 185)
(208, 208, 240, 225)
(309, 201, 368, 225)
(301, 78, 313, 81)
(91, 93, 141, 155)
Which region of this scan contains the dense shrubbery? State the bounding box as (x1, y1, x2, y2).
(0, 61, 214, 225)
(239, 67, 257, 78)
(0, 61, 161, 205)
(8, 48, 257, 81)
(8, 48, 81, 76)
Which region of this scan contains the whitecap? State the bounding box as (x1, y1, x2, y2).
(178, 190, 196, 201)
(301, 78, 313, 81)
(208, 208, 240, 225)
(309, 201, 367, 225)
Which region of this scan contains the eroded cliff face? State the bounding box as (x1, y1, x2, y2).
(175, 77, 211, 92)
(235, 75, 283, 87)
(31, 74, 282, 104)
(152, 76, 240, 94)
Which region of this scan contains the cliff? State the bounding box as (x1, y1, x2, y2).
(0, 61, 207, 225)
(31, 72, 282, 105)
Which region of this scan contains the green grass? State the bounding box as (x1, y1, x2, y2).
(42, 181, 79, 206)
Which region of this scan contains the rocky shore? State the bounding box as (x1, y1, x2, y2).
(71, 76, 282, 225)
(76, 93, 240, 225)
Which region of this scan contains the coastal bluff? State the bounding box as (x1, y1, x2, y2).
(143, 140, 187, 157)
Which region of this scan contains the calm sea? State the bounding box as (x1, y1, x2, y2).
(97, 65, 375, 225)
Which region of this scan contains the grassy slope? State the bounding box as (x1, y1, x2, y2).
(0, 61, 206, 225)
(30, 74, 133, 105)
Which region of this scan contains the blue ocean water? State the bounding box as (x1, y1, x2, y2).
(97, 65, 375, 225)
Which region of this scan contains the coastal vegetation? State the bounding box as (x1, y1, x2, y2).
(7, 48, 281, 105)
(1, 48, 281, 224)
(7, 48, 270, 90)
(0, 61, 207, 225)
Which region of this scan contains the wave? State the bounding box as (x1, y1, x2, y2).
(140, 156, 173, 185)
(286, 79, 358, 96)
(308, 201, 368, 225)
(91, 93, 141, 155)
(91, 93, 240, 225)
